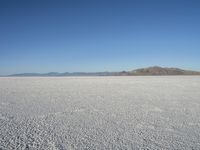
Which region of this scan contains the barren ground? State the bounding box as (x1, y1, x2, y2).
(0, 77, 200, 149)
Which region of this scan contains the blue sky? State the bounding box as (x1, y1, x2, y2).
(0, 0, 200, 75)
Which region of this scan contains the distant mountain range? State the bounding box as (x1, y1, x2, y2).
(117, 66, 200, 76)
(7, 66, 200, 76)
(8, 72, 114, 77)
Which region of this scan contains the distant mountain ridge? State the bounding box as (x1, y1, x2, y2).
(8, 72, 113, 77)
(118, 66, 200, 76)
(8, 66, 200, 76)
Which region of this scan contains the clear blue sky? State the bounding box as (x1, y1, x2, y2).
(0, 0, 200, 75)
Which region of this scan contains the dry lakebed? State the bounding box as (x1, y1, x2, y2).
(0, 76, 200, 149)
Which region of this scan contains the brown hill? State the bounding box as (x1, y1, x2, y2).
(127, 66, 200, 75)
(116, 66, 200, 76)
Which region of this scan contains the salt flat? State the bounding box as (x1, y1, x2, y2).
(0, 76, 200, 149)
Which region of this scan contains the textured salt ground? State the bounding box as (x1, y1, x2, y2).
(0, 76, 200, 149)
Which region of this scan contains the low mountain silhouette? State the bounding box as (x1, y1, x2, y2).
(129, 66, 200, 75)
(8, 66, 200, 76)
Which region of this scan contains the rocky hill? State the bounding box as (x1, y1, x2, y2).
(117, 66, 200, 76)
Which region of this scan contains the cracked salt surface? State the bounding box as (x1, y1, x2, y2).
(0, 76, 200, 149)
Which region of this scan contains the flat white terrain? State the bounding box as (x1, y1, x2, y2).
(0, 77, 200, 149)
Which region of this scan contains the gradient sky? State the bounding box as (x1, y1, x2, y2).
(0, 0, 200, 75)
